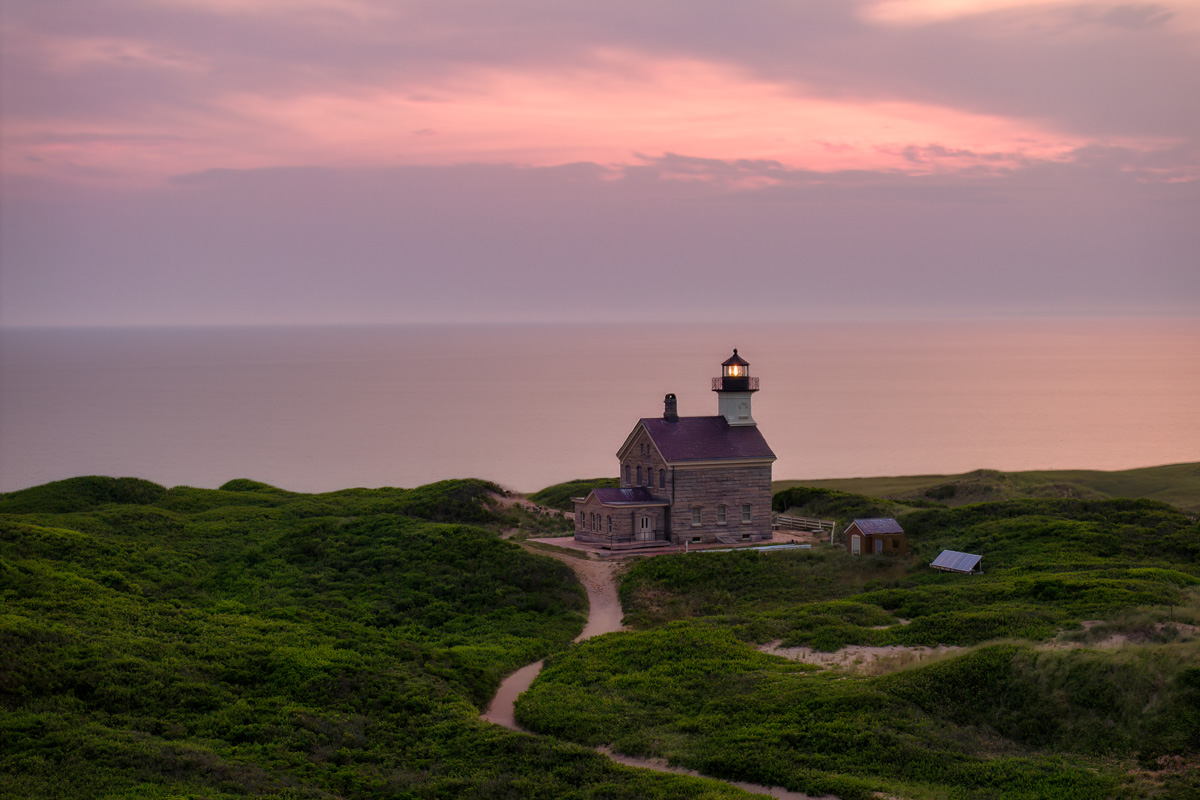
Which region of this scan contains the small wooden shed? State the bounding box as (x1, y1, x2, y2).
(845, 518, 906, 556)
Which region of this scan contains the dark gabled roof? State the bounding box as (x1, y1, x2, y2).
(849, 518, 904, 535)
(639, 416, 775, 462)
(588, 487, 670, 506)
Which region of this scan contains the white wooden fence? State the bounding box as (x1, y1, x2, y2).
(773, 514, 836, 539)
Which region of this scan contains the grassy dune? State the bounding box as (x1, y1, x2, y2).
(0, 476, 758, 799)
(520, 492, 1200, 799)
(5, 471, 1198, 799)
(774, 462, 1200, 513)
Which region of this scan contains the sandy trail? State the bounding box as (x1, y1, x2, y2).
(600, 748, 836, 799)
(480, 552, 625, 728)
(481, 548, 837, 799)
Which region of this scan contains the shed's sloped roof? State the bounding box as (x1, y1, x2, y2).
(931, 550, 983, 573)
(588, 487, 670, 506)
(850, 517, 904, 535)
(639, 416, 775, 462)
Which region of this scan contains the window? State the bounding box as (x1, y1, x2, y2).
(742, 504, 752, 523)
(591, 513, 596, 531)
(625, 464, 630, 484)
(577, 510, 583, 529)
(659, 469, 666, 488)
(608, 516, 612, 533)
(636, 466, 642, 485)
(717, 505, 727, 525)
(691, 507, 702, 526)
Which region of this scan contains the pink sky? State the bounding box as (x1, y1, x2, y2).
(2, 0, 1197, 325)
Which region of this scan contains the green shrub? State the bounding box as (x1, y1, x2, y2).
(530, 478, 620, 511)
(0, 476, 167, 514)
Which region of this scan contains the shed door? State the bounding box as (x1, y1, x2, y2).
(851, 534, 861, 555)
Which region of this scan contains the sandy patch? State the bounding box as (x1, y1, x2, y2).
(760, 640, 962, 672)
(763, 619, 1200, 672)
(599, 747, 838, 800)
(1042, 620, 1200, 650)
(489, 490, 569, 517)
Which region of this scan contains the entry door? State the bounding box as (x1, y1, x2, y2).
(851, 534, 861, 555)
(639, 516, 652, 541)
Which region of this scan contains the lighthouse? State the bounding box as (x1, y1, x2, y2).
(573, 346, 776, 548)
(713, 348, 759, 426)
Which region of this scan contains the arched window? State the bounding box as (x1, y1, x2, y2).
(636, 466, 642, 485)
(625, 464, 631, 484)
(659, 470, 666, 488)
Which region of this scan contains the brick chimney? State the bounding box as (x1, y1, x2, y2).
(663, 393, 678, 422)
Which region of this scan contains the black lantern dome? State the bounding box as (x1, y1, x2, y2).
(714, 349, 758, 393)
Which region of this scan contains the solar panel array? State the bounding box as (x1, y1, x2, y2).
(930, 550, 982, 573)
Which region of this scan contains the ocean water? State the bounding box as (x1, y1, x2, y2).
(1, 320, 1197, 494)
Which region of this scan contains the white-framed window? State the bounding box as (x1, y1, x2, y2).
(742, 504, 752, 523)
(717, 505, 727, 525)
(691, 507, 702, 526)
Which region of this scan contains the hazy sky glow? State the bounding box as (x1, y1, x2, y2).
(2, 0, 1197, 325)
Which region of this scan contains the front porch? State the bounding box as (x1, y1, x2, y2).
(574, 530, 671, 550)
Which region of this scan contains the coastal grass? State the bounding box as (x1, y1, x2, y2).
(626, 497, 1200, 648)
(517, 628, 1200, 800)
(773, 462, 1200, 513)
(0, 476, 759, 799)
(518, 493, 1200, 798)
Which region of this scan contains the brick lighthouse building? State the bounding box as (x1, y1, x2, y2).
(573, 350, 776, 549)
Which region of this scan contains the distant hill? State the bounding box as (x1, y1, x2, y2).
(774, 462, 1200, 514)
(529, 477, 620, 511)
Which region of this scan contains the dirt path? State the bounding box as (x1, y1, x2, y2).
(481, 548, 836, 799)
(480, 552, 625, 728)
(599, 747, 836, 799)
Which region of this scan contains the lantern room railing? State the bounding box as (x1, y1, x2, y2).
(712, 376, 759, 391)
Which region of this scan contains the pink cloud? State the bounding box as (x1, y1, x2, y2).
(8, 45, 1165, 186)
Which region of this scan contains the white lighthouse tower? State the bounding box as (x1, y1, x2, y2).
(713, 348, 759, 426)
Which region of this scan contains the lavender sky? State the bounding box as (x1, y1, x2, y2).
(2, 0, 1198, 327)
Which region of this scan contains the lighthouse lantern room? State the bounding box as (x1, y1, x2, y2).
(713, 348, 759, 426)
